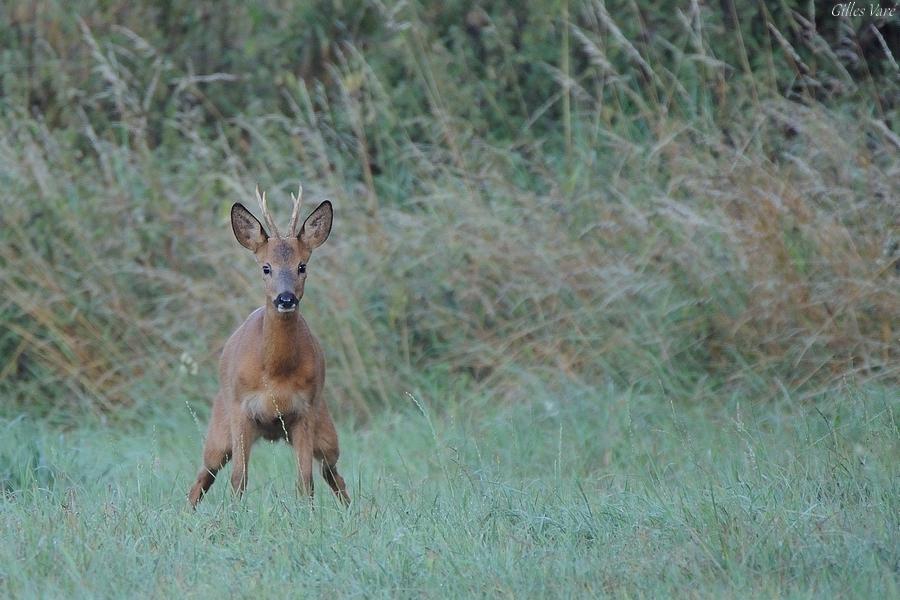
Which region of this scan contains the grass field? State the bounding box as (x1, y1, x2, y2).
(1, 383, 897, 597)
(1, 1, 898, 597)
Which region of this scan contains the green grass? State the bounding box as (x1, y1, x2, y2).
(1, 384, 896, 598)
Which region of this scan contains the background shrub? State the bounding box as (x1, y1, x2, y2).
(0, 0, 897, 418)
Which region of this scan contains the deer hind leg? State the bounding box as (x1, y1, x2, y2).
(189, 399, 232, 508)
(321, 457, 350, 507)
(314, 412, 351, 506)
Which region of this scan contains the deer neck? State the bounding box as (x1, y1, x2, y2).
(261, 307, 302, 377)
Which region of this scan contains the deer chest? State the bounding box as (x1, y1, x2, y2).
(240, 387, 312, 423)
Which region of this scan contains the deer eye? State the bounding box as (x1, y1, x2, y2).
(298, 263, 306, 274)
(262, 264, 271, 275)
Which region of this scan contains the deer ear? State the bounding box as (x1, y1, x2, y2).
(231, 203, 268, 251)
(299, 201, 333, 249)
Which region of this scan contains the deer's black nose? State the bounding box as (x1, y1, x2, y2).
(274, 292, 298, 312)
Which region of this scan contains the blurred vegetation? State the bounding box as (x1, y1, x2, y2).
(0, 0, 897, 418)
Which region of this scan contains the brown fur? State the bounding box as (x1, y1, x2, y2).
(188, 199, 349, 507)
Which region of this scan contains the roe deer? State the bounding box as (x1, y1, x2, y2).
(188, 185, 350, 507)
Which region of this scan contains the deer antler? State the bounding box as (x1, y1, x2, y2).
(288, 183, 303, 236)
(255, 185, 281, 238)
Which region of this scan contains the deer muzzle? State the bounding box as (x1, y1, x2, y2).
(274, 292, 298, 313)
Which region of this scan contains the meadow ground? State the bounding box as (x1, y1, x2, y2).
(1, 383, 896, 598)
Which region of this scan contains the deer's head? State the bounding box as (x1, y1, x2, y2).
(231, 185, 332, 315)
